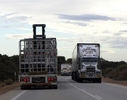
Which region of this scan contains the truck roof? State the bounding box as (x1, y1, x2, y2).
(20, 38, 56, 41)
(77, 43, 100, 46)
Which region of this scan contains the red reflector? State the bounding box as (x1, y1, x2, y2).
(51, 78, 53, 81)
(27, 79, 30, 81)
(48, 78, 50, 81)
(24, 79, 30, 82)
(24, 79, 27, 82)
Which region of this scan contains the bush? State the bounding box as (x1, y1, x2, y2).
(102, 68, 113, 77)
(118, 69, 127, 80)
(4, 79, 13, 85)
(0, 54, 19, 82)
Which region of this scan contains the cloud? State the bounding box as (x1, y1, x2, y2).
(0, 25, 14, 28)
(114, 32, 123, 36)
(1, 12, 17, 17)
(65, 21, 88, 26)
(0, 0, 127, 61)
(103, 30, 110, 34)
(101, 49, 115, 54)
(8, 16, 29, 22)
(57, 37, 75, 42)
(0, 12, 31, 31)
(105, 36, 127, 48)
(5, 33, 32, 39)
(58, 14, 116, 21)
(119, 30, 127, 32)
(0, 12, 31, 25)
(6, 16, 31, 24)
(114, 32, 127, 38)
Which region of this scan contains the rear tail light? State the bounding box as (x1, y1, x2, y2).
(26, 79, 30, 81)
(48, 77, 57, 81)
(24, 78, 30, 82)
(24, 79, 27, 82)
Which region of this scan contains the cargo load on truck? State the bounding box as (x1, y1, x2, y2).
(72, 43, 102, 83)
(19, 24, 57, 89)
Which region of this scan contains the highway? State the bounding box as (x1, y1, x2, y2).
(0, 76, 127, 100)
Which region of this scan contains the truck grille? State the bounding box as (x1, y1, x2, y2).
(32, 77, 45, 83)
(86, 67, 95, 77)
(86, 67, 95, 72)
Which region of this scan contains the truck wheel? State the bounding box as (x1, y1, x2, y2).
(73, 72, 76, 81)
(72, 72, 74, 80)
(20, 85, 25, 90)
(21, 85, 30, 90)
(20, 87, 24, 90)
(50, 85, 57, 89)
(54, 85, 58, 89)
(72, 76, 73, 80)
(78, 78, 83, 83)
(76, 72, 81, 83)
(96, 78, 102, 83)
(98, 78, 102, 83)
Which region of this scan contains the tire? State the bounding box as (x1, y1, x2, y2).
(98, 78, 102, 83)
(72, 76, 73, 80)
(21, 85, 31, 90)
(78, 78, 83, 83)
(50, 85, 58, 89)
(54, 85, 58, 89)
(73, 72, 76, 81)
(72, 72, 74, 80)
(20, 85, 25, 90)
(20, 87, 24, 90)
(95, 78, 102, 83)
(76, 72, 82, 83)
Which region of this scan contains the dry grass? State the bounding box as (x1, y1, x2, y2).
(103, 77, 127, 86)
(0, 82, 20, 95)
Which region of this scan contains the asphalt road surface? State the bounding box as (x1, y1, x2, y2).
(0, 76, 127, 100)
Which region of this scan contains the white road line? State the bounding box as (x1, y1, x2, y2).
(11, 91, 27, 100)
(69, 83, 102, 100)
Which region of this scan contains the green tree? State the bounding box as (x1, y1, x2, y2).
(0, 54, 19, 82)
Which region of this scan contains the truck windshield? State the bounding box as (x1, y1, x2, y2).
(81, 58, 98, 62)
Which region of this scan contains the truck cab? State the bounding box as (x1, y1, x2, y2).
(72, 43, 102, 83)
(79, 58, 101, 82)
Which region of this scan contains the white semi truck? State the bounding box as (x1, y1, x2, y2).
(19, 24, 57, 89)
(61, 64, 71, 76)
(72, 43, 102, 83)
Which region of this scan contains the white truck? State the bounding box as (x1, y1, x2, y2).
(19, 24, 57, 89)
(61, 64, 71, 76)
(72, 43, 102, 83)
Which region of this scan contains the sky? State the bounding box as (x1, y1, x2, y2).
(0, 0, 127, 61)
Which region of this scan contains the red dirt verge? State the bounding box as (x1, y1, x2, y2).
(103, 77, 127, 86)
(0, 82, 20, 95)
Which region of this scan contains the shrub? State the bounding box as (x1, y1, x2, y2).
(4, 79, 13, 85)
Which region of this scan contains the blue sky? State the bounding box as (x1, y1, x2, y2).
(0, 0, 127, 61)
